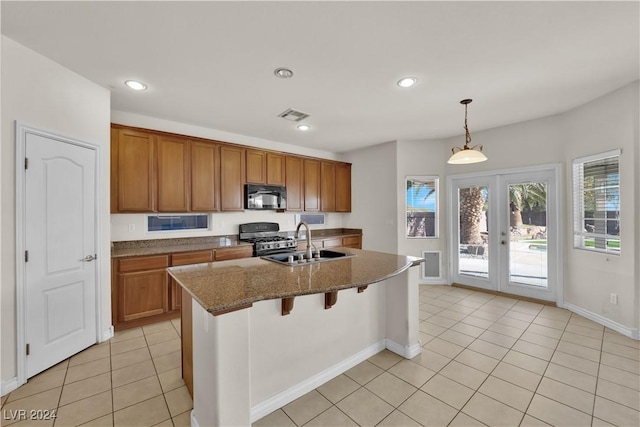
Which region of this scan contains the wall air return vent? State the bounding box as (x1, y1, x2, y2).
(421, 251, 442, 282)
(278, 108, 310, 122)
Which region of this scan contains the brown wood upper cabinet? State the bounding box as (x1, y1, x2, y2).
(335, 162, 352, 212)
(190, 141, 219, 212)
(303, 159, 321, 212)
(157, 135, 190, 212)
(112, 128, 156, 212)
(220, 145, 245, 211)
(285, 156, 303, 211)
(246, 149, 266, 184)
(111, 125, 351, 214)
(320, 161, 336, 212)
(246, 150, 286, 186)
(266, 153, 286, 186)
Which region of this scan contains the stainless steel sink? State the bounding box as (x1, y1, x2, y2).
(261, 249, 356, 266)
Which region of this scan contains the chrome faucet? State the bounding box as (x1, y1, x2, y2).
(294, 221, 315, 260)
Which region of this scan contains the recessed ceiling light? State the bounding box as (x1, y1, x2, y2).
(297, 124, 311, 131)
(274, 68, 294, 79)
(124, 80, 147, 90)
(397, 77, 418, 88)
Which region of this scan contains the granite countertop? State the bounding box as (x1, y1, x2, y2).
(168, 248, 423, 316)
(111, 236, 252, 258)
(111, 228, 363, 258)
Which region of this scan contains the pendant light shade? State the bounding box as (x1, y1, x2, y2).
(447, 99, 487, 165)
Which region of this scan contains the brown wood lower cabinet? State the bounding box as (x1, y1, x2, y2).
(113, 255, 177, 331)
(113, 247, 253, 330)
(118, 269, 169, 322)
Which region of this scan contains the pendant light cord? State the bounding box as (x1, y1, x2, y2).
(464, 102, 472, 148)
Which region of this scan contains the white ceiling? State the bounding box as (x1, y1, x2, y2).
(2, 1, 638, 153)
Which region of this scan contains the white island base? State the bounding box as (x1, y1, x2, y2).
(189, 267, 420, 427)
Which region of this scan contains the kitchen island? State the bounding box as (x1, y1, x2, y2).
(168, 248, 423, 426)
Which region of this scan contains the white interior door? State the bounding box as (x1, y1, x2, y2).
(450, 166, 559, 302)
(24, 131, 97, 378)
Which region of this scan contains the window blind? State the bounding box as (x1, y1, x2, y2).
(572, 150, 621, 254)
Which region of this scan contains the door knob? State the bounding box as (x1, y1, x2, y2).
(83, 254, 96, 262)
(501, 240, 507, 245)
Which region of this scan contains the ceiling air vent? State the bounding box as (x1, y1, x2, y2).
(278, 108, 310, 122)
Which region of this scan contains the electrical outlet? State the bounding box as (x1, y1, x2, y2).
(610, 293, 618, 304)
(128, 224, 135, 232)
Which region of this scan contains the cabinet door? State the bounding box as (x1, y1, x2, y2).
(118, 269, 168, 322)
(285, 156, 303, 211)
(335, 163, 352, 212)
(110, 128, 118, 213)
(266, 153, 286, 186)
(191, 141, 219, 212)
(116, 128, 156, 212)
(157, 135, 190, 212)
(220, 146, 245, 211)
(320, 161, 336, 212)
(246, 149, 266, 184)
(303, 159, 321, 212)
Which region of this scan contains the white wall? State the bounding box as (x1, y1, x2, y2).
(341, 141, 398, 253)
(1, 37, 111, 384)
(396, 139, 448, 283)
(560, 82, 638, 330)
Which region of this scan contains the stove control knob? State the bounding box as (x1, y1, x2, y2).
(275, 243, 281, 248)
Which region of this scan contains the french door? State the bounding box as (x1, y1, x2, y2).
(449, 166, 560, 302)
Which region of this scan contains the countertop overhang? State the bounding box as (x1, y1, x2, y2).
(168, 248, 423, 315)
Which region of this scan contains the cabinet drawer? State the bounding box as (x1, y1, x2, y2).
(343, 236, 361, 247)
(214, 246, 253, 261)
(322, 238, 343, 248)
(172, 250, 213, 266)
(119, 255, 169, 273)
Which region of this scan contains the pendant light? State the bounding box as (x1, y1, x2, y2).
(447, 99, 487, 164)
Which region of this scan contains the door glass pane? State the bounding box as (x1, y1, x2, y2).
(458, 186, 489, 278)
(508, 182, 548, 287)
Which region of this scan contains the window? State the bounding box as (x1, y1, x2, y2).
(572, 150, 620, 254)
(147, 215, 209, 232)
(406, 176, 438, 238)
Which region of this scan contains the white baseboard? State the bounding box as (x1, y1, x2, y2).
(562, 302, 639, 340)
(385, 339, 422, 359)
(1, 377, 19, 396)
(250, 340, 386, 423)
(101, 325, 114, 342)
(190, 411, 199, 427)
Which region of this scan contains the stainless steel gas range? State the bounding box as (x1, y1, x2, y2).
(238, 222, 297, 257)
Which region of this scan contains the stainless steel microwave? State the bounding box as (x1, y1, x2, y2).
(245, 184, 287, 210)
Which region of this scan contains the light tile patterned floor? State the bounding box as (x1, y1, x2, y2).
(1, 318, 191, 427)
(255, 285, 640, 427)
(3, 285, 640, 427)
